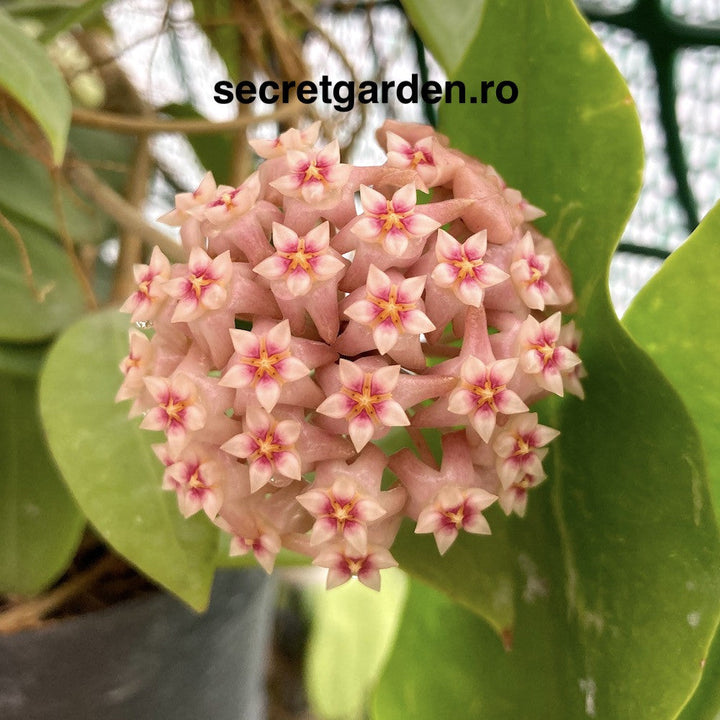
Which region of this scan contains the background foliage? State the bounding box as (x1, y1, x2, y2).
(0, 1, 718, 718)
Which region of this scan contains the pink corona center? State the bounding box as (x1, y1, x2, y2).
(238, 337, 292, 386)
(410, 147, 432, 168)
(367, 285, 416, 330)
(279, 236, 320, 276)
(379, 201, 412, 236)
(466, 377, 505, 412)
(121, 352, 141, 375)
(187, 463, 209, 491)
(209, 188, 240, 210)
(325, 492, 360, 530)
(441, 501, 466, 530)
(452, 252, 486, 284)
(163, 394, 188, 425)
(345, 555, 366, 575)
(303, 161, 327, 185)
(341, 373, 391, 424)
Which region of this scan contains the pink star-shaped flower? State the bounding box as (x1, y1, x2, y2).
(163, 247, 233, 322)
(116, 330, 154, 408)
(119, 246, 171, 322)
(509, 231, 560, 310)
(559, 320, 586, 399)
(385, 131, 434, 175)
(162, 449, 223, 519)
(516, 312, 582, 396)
(157, 171, 217, 226)
(384, 130, 463, 188)
(219, 319, 312, 412)
(415, 485, 496, 555)
(203, 172, 261, 228)
(270, 140, 351, 205)
(248, 121, 321, 159)
(316, 360, 410, 451)
(431, 229, 509, 307)
(253, 221, 345, 297)
(493, 412, 560, 488)
(215, 515, 283, 574)
(140, 373, 207, 451)
(312, 543, 398, 591)
(297, 477, 386, 553)
(343, 265, 435, 355)
(220, 405, 302, 492)
(447, 356, 528, 442)
(497, 472, 545, 517)
(352, 183, 440, 256)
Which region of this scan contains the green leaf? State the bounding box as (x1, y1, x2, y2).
(400, 0, 484, 75)
(373, 0, 720, 717)
(0, 217, 85, 342)
(68, 125, 136, 197)
(0, 341, 49, 377)
(0, 371, 84, 595)
(39, 308, 219, 610)
(37, 0, 107, 43)
(0, 131, 117, 245)
(306, 569, 408, 720)
(0, 9, 71, 164)
(624, 201, 720, 517)
(624, 202, 720, 720)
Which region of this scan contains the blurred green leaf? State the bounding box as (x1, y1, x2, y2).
(306, 569, 408, 720)
(0, 371, 84, 595)
(68, 125, 136, 196)
(0, 341, 49, 377)
(0, 143, 100, 245)
(37, 0, 106, 42)
(0, 124, 132, 244)
(0, 8, 71, 164)
(376, 0, 720, 717)
(0, 218, 85, 342)
(39, 308, 219, 610)
(400, 0, 483, 75)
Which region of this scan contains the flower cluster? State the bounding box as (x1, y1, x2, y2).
(118, 120, 584, 590)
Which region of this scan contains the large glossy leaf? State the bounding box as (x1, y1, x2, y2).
(39, 308, 219, 610)
(0, 371, 84, 595)
(0, 8, 71, 164)
(400, 0, 483, 75)
(374, 0, 720, 717)
(624, 202, 720, 516)
(624, 202, 720, 718)
(0, 217, 85, 342)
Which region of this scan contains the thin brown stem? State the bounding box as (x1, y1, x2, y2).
(111, 135, 152, 302)
(71, 102, 304, 135)
(0, 211, 44, 302)
(0, 554, 121, 634)
(50, 168, 98, 310)
(65, 159, 185, 263)
(421, 342, 461, 358)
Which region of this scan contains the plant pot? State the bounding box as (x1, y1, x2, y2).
(0, 569, 275, 720)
